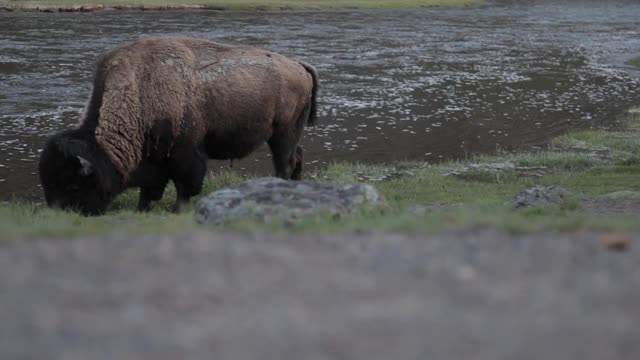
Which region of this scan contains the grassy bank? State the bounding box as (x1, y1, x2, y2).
(2, 108, 639, 239)
(2, 0, 480, 10)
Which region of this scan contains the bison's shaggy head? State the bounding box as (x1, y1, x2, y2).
(39, 130, 121, 216)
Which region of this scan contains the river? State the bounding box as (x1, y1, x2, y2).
(1, 1, 639, 200)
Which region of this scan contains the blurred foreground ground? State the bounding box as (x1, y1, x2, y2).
(1, 229, 638, 359)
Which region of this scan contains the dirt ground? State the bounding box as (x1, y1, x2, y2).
(1, 227, 638, 360)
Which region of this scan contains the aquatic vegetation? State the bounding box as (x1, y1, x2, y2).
(625, 55, 640, 68)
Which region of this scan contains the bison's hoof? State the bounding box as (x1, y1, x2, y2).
(172, 200, 192, 213)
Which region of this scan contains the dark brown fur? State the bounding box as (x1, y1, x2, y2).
(39, 37, 318, 214)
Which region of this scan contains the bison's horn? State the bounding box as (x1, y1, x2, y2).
(77, 156, 93, 176)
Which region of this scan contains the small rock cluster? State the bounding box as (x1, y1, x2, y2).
(511, 185, 572, 209)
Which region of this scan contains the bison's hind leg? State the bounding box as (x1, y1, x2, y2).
(268, 109, 307, 180)
(290, 146, 303, 180)
(268, 135, 303, 180)
(169, 144, 208, 213)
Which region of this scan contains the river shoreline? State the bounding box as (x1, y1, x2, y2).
(2, 105, 639, 239)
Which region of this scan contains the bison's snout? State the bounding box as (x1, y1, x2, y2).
(80, 208, 104, 217)
(67, 204, 104, 217)
(46, 197, 104, 216)
(46, 199, 62, 210)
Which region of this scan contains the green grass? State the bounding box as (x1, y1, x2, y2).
(2, 110, 640, 240)
(3, 0, 481, 10)
(0, 170, 245, 240)
(216, 164, 640, 234)
(0, 203, 195, 240)
(3, 157, 639, 239)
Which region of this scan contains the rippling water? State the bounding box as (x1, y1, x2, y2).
(1, 2, 639, 200)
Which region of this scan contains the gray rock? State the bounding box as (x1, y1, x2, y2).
(511, 185, 572, 209)
(195, 177, 385, 225)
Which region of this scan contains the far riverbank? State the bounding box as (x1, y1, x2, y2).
(0, 0, 480, 12)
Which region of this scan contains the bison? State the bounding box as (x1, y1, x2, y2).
(39, 37, 318, 215)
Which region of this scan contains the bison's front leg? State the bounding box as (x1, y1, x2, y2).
(130, 161, 170, 212)
(138, 189, 153, 212)
(169, 144, 208, 213)
(172, 184, 194, 213)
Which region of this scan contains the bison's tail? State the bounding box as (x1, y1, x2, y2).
(299, 61, 319, 127)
